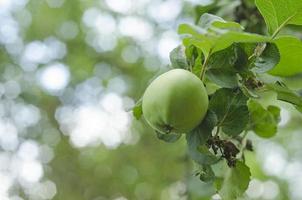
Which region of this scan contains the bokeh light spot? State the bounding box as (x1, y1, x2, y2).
(38, 63, 70, 93)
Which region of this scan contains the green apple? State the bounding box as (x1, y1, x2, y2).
(142, 69, 209, 134)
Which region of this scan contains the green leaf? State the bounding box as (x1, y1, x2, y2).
(192, 49, 203, 76)
(197, 13, 243, 31)
(179, 25, 212, 57)
(132, 100, 143, 120)
(179, 24, 270, 58)
(269, 36, 302, 76)
(186, 111, 219, 165)
(267, 82, 302, 106)
(221, 106, 249, 137)
(206, 44, 248, 88)
(198, 164, 216, 182)
(255, 0, 302, 35)
(179, 14, 270, 58)
(219, 161, 251, 200)
(213, 31, 270, 53)
(241, 43, 257, 58)
(268, 105, 281, 122)
(186, 139, 219, 165)
(207, 46, 238, 88)
(212, 21, 243, 30)
(196, 145, 220, 164)
(198, 13, 225, 29)
(207, 70, 238, 88)
(189, 110, 218, 145)
(248, 100, 280, 138)
(251, 43, 280, 73)
(178, 23, 207, 38)
(185, 45, 199, 66)
(233, 44, 249, 72)
(156, 131, 182, 143)
(169, 45, 189, 69)
(209, 88, 249, 136)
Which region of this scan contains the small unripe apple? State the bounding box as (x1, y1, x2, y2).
(142, 69, 208, 134)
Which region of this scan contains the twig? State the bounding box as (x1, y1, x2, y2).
(238, 130, 249, 159)
(200, 50, 212, 81)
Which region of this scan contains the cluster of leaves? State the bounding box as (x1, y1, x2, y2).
(133, 0, 302, 199)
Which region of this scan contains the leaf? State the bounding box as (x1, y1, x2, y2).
(198, 164, 216, 182)
(178, 23, 207, 38)
(132, 100, 143, 120)
(207, 46, 237, 88)
(269, 36, 302, 76)
(169, 45, 189, 69)
(206, 44, 248, 88)
(196, 145, 220, 164)
(209, 88, 249, 136)
(221, 106, 249, 137)
(156, 131, 182, 143)
(233, 44, 249, 72)
(248, 100, 280, 138)
(198, 13, 225, 29)
(190, 110, 218, 144)
(251, 43, 280, 73)
(212, 21, 244, 31)
(178, 14, 270, 58)
(179, 25, 212, 57)
(213, 31, 270, 53)
(207, 45, 237, 67)
(186, 111, 219, 165)
(242, 43, 257, 58)
(192, 49, 203, 76)
(255, 0, 302, 35)
(185, 45, 199, 66)
(266, 82, 302, 106)
(179, 24, 270, 57)
(219, 161, 251, 200)
(207, 70, 238, 88)
(186, 139, 219, 165)
(268, 105, 281, 122)
(197, 13, 243, 31)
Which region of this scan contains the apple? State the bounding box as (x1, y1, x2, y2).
(142, 69, 209, 134)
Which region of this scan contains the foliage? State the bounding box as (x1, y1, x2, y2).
(133, 0, 302, 199)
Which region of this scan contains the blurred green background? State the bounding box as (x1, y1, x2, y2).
(0, 0, 301, 199)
